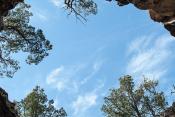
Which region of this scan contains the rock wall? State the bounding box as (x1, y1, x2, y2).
(160, 102, 175, 117)
(116, 0, 175, 37)
(0, 87, 18, 117)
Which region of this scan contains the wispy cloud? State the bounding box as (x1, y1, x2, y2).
(30, 8, 49, 22)
(46, 46, 105, 92)
(36, 12, 48, 21)
(72, 92, 98, 115)
(46, 61, 105, 117)
(46, 65, 83, 92)
(80, 60, 104, 85)
(50, 0, 64, 8)
(46, 59, 104, 92)
(71, 79, 104, 116)
(45, 48, 106, 117)
(46, 66, 63, 85)
(46, 63, 105, 117)
(126, 35, 175, 80)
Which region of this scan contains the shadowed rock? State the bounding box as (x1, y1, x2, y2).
(160, 102, 175, 117)
(0, 87, 18, 117)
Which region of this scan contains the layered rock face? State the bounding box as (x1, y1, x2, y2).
(116, 0, 175, 37)
(0, 88, 18, 117)
(0, 0, 23, 30)
(160, 102, 175, 117)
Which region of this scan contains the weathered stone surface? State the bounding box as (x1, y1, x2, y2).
(116, 0, 175, 37)
(0, 87, 18, 117)
(160, 102, 175, 117)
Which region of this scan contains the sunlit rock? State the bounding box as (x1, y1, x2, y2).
(116, 0, 175, 37)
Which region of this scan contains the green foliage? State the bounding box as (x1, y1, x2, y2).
(102, 75, 167, 117)
(0, 3, 52, 78)
(65, 0, 97, 20)
(17, 86, 67, 117)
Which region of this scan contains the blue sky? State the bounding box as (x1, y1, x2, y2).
(0, 0, 175, 117)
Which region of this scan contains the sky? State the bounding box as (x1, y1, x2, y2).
(0, 0, 175, 117)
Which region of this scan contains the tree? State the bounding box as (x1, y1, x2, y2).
(64, 0, 175, 37)
(0, 3, 52, 78)
(0, 0, 174, 78)
(0, 0, 24, 28)
(102, 75, 167, 117)
(17, 86, 67, 117)
(64, 0, 97, 21)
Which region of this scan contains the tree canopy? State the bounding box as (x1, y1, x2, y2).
(102, 75, 167, 117)
(1, 0, 175, 78)
(64, 0, 97, 20)
(0, 3, 52, 78)
(64, 0, 175, 36)
(17, 86, 67, 117)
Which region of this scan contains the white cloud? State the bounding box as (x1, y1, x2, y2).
(50, 0, 64, 8)
(36, 12, 48, 21)
(46, 63, 105, 116)
(46, 65, 82, 92)
(72, 93, 97, 115)
(46, 48, 105, 117)
(93, 60, 103, 71)
(46, 66, 64, 84)
(46, 58, 104, 92)
(126, 35, 174, 80)
(71, 80, 104, 116)
(53, 98, 59, 108)
(80, 60, 104, 85)
(30, 8, 49, 22)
